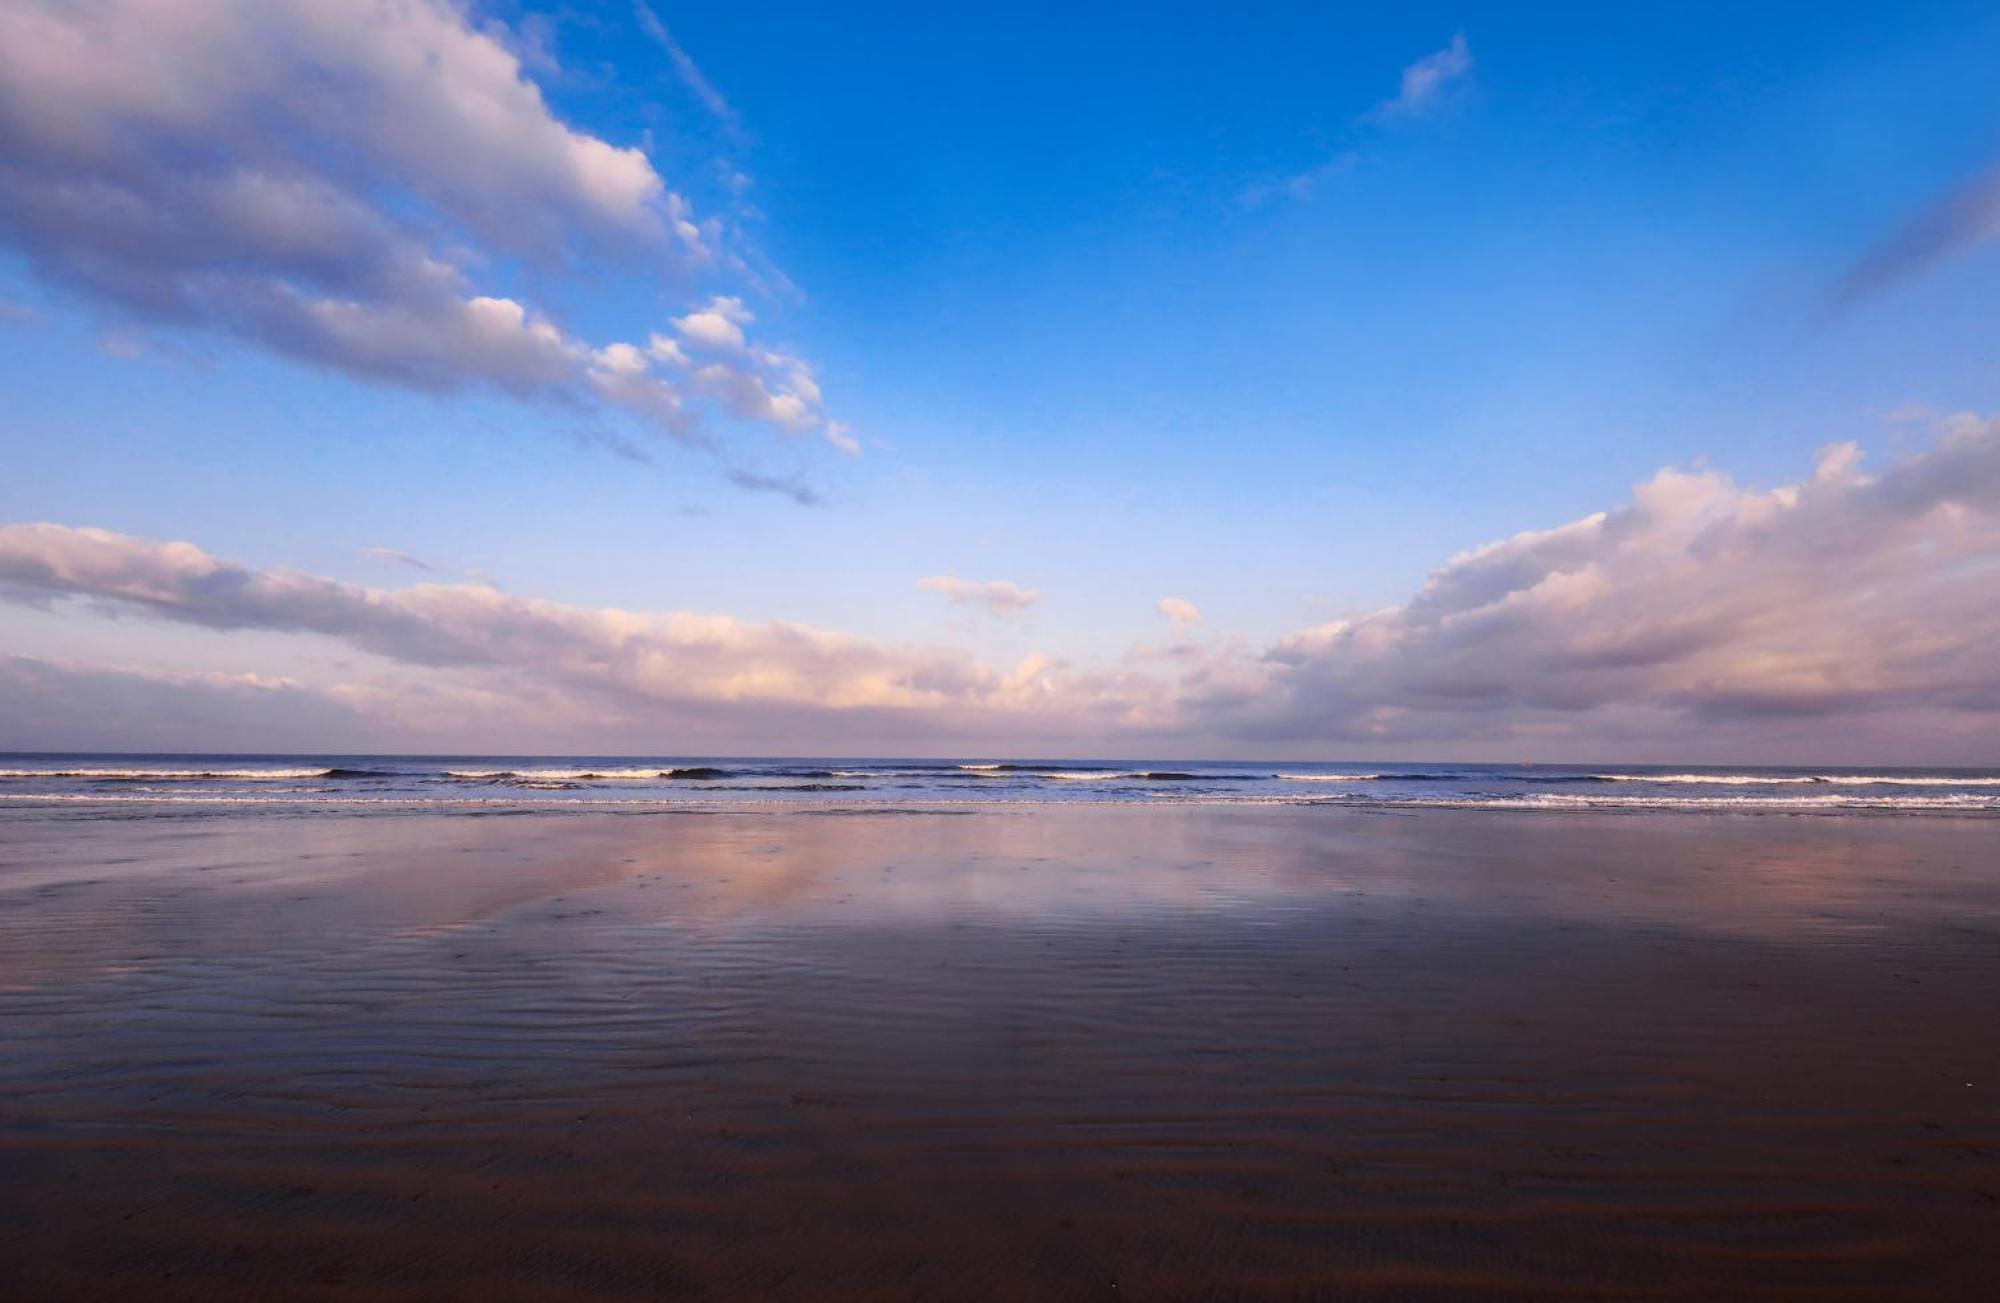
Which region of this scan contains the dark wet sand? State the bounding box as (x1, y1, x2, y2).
(1, 805, 1995, 1300)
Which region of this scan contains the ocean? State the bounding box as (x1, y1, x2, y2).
(3, 752, 1998, 814)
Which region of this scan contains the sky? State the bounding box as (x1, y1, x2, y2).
(3, 0, 2000, 762)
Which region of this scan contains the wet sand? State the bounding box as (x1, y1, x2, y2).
(1, 805, 1995, 1300)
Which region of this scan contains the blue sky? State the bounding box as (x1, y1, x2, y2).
(3, 1, 2000, 759)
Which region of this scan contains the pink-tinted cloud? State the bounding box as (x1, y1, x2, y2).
(3, 419, 1997, 758)
(0, 654, 371, 753)
(1199, 416, 2000, 756)
(918, 575, 1042, 615)
(0, 524, 1136, 751)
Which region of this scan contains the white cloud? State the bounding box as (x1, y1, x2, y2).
(1198, 416, 2000, 755)
(918, 575, 1042, 615)
(1156, 597, 1201, 627)
(4, 420, 1999, 758)
(0, 0, 836, 488)
(0, 525, 1074, 732)
(1374, 32, 1474, 120)
(673, 296, 754, 353)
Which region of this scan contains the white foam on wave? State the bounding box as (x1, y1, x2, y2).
(1597, 773, 2000, 787)
(1596, 773, 1818, 785)
(0, 792, 627, 807)
(1045, 771, 1125, 781)
(1479, 792, 1997, 810)
(0, 767, 332, 780)
(0, 789, 1994, 816)
(444, 767, 665, 781)
(1814, 775, 2000, 787)
(1277, 773, 1383, 782)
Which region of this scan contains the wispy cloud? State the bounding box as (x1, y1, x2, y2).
(634, 2, 742, 136)
(918, 575, 1042, 615)
(1829, 166, 2000, 311)
(1241, 33, 1474, 208)
(1372, 32, 1474, 121)
(361, 547, 437, 572)
(1156, 597, 1201, 627)
(824, 422, 861, 456)
(0, 0, 836, 495)
(1239, 153, 1359, 209)
(726, 467, 823, 506)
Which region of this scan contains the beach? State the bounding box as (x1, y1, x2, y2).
(2, 802, 1996, 1300)
(8, 2, 2000, 1298)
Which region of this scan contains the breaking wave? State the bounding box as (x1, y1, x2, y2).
(0, 767, 334, 780)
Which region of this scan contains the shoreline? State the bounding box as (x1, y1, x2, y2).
(7, 792, 2000, 817)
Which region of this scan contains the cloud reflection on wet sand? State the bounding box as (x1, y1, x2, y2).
(1, 806, 1996, 1299)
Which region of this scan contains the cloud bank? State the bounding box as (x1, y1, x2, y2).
(0, 525, 1133, 751)
(1197, 417, 2000, 755)
(0, 654, 373, 754)
(0, 0, 842, 477)
(4, 419, 1998, 759)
